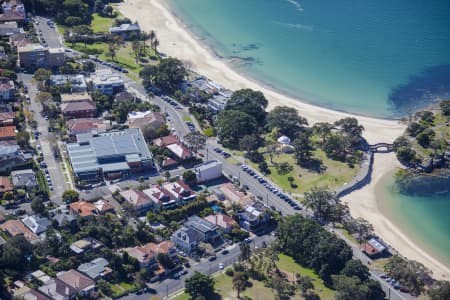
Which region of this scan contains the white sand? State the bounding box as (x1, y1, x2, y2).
(342, 153, 450, 280)
(118, 0, 449, 279)
(118, 0, 405, 145)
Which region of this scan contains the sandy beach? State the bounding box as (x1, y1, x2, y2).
(342, 153, 450, 280)
(118, 0, 449, 279)
(118, 0, 405, 145)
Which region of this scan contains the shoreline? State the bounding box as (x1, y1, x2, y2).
(342, 153, 450, 280)
(117, 0, 449, 279)
(118, 0, 405, 145)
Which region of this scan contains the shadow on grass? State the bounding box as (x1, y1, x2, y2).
(300, 158, 327, 173)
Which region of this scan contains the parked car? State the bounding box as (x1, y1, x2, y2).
(219, 263, 224, 270)
(221, 249, 229, 255)
(208, 255, 217, 261)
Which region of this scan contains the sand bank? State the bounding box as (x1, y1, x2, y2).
(118, 0, 405, 145)
(342, 153, 450, 280)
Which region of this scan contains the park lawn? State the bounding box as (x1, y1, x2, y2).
(173, 273, 283, 300)
(276, 254, 335, 300)
(91, 13, 115, 33)
(246, 149, 359, 196)
(183, 116, 192, 122)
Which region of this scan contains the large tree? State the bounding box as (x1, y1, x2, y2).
(185, 271, 215, 299)
(303, 187, 346, 224)
(292, 131, 314, 166)
(225, 89, 268, 125)
(232, 272, 249, 298)
(183, 131, 207, 154)
(216, 110, 257, 148)
(139, 58, 187, 93)
(266, 106, 308, 136)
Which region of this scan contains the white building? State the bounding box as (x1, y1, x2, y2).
(90, 70, 124, 95)
(22, 215, 50, 235)
(194, 160, 223, 183)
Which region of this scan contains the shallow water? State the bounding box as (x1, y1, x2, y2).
(170, 0, 450, 117)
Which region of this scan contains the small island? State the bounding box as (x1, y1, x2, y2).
(393, 100, 450, 195)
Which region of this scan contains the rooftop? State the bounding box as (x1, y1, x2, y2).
(61, 100, 96, 114)
(66, 118, 108, 135)
(11, 169, 37, 188)
(185, 215, 218, 234)
(120, 189, 151, 207)
(0, 125, 15, 139)
(56, 269, 95, 291)
(66, 128, 152, 175)
(77, 257, 111, 279)
(0, 219, 38, 242)
(69, 201, 97, 217)
(60, 92, 92, 103)
(21, 215, 50, 234)
(0, 176, 12, 193)
(110, 23, 140, 33)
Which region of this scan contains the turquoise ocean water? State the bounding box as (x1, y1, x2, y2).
(379, 174, 450, 268)
(168, 0, 450, 266)
(170, 0, 450, 117)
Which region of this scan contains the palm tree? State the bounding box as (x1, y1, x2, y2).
(131, 40, 140, 63)
(140, 31, 150, 53)
(232, 272, 248, 299)
(149, 30, 156, 48)
(153, 38, 160, 53)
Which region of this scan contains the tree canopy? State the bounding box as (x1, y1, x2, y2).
(217, 110, 257, 148)
(266, 105, 308, 136)
(225, 89, 268, 125)
(185, 271, 215, 299)
(139, 58, 187, 93)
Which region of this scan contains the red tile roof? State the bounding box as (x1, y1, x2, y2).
(61, 100, 96, 114)
(0, 11, 25, 22)
(0, 220, 38, 241)
(143, 241, 175, 255)
(153, 135, 178, 147)
(0, 176, 12, 193)
(69, 201, 98, 217)
(0, 125, 15, 139)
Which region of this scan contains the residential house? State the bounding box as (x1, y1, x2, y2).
(66, 128, 153, 182)
(216, 182, 255, 207)
(0, 10, 25, 25)
(0, 125, 15, 140)
(114, 90, 135, 103)
(31, 270, 52, 284)
(109, 23, 140, 40)
(70, 238, 103, 254)
(50, 75, 87, 93)
(204, 214, 237, 233)
(9, 32, 32, 48)
(47, 47, 65, 67)
(0, 176, 12, 196)
(122, 246, 158, 270)
(194, 160, 223, 183)
(171, 226, 202, 254)
(69, 201, 98, 218)
(0, 21, 21, 36)
(119, 189, 152, 213)
(0, 219, 38, 242)
(128, 111, 165, 131)
(144, 241, 177, 259)
(77, 257, 112, 280)
(66, 118, 108, 136)
(0, 111, 15, 126)
(14, 287, 50, 300)
(360, 238, 388, 259)
(153, 135, 192, 163)
(93, 199, 115, 214)
(142, 185, 176, 210)
(184, 215, 220, 243)
(90, 69, 124, 95)
(162, 180, 196, 203)
(61, 100, 97, 119)
(60, 92, 92, 103)
(238, 202, 271, 232)
(48, 205, 76, 228)
(0, 77, 15, 102)
(22, 215, 50, 235)
(39, 269, 95, 300)
(208, 94, 229, 112)
(2, 0, 26, 14)
(11, 169, 37, 190)
(0, 141, 25, 172)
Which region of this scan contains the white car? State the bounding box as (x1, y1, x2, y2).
(219, 263, 224, 270)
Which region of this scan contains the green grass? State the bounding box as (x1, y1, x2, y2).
(91, 13, 115, 33)
(246, 149, 359, 196)
(174, 273, 281, 300)
(276, 254, 335, 300)
(183, 116, 192, 122)
(111, 282, 139, 297)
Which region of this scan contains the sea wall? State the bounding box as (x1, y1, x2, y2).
(336, 151, 374, 198)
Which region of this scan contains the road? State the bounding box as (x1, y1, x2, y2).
(121, 235, 275, 300)
(18, 73, 68, 203)
(33, 16, 63, 48)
